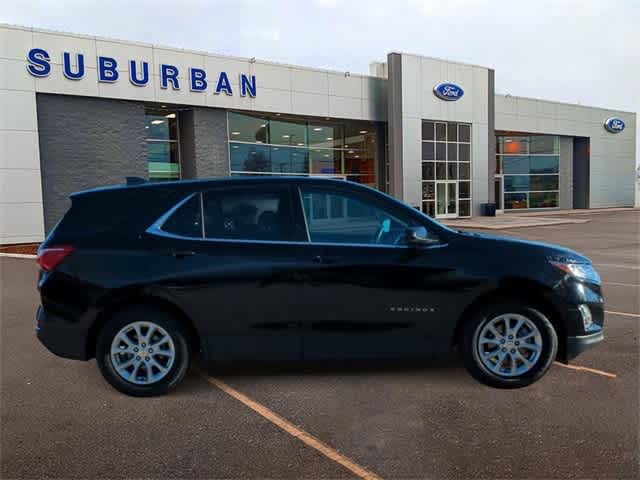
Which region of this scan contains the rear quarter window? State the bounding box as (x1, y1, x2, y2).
(160, 194, 202, 238)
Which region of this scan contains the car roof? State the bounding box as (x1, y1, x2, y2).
(71, 175, 360, 199)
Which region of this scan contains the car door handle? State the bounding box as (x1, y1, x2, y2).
(313, 255, 341, 264)
(171, 250, 196, 258)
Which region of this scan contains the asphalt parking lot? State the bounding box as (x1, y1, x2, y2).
(1, 210, 638, 479)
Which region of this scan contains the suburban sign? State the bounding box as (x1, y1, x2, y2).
(25, 48, 257, 97)
(433, 82, 464, 101)
(603, 117, 625, 134)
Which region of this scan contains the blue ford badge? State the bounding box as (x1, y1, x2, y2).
(433, 82, 464, 101)
(604, 117, 625, 133)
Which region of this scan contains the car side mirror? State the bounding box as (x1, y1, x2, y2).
(406, 226, 439, 246)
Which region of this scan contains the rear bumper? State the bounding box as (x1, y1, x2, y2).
(565, 329, 604, 361)
(36, 306, 90, 360)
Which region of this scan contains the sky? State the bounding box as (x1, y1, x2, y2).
(3, 0, 639, 167)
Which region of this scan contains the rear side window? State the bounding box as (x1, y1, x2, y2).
(161, 194, 202, 238)
(202, 187, 295, 241)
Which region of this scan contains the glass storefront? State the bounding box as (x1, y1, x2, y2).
(421, 120, 472, 218)
(496, 135, 559, 209)
(145, 109, 180, 181)
(228, 112, 378, 188)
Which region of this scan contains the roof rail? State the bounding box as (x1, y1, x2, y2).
(125, 176, 147, 186)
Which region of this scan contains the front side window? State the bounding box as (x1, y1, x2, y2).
(202, 187, 294, 241)
(300, 186, 413, 246)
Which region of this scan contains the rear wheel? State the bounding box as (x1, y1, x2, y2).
(96, 306, 191, 397)
(461, 302, 558, 388)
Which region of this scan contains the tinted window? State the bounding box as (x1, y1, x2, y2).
(161, 194, 202, 238)
(202, 187, 293, 241)
(300, 186, 413, 245)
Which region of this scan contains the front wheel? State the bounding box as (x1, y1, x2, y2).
(96, 306, 191, 397)
(461, 302, 558, 388)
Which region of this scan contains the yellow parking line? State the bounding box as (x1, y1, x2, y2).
(605, 310, 640, 318)
(195, 368, 382, 480)
(554, 361, 617, 378)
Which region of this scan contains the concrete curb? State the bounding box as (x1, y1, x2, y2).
(0, 253, 37, 259)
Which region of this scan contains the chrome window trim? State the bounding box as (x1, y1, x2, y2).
(199, 192, 205, 238)
(146, 191, 447, 250)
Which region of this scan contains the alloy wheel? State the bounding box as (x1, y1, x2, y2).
(110, 321, 176, 385)
(476, 313, 543, 377)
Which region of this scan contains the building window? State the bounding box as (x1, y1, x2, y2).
(228, 112, 377, 189)
(145, 109, 180, 181)
(496, 135, 559, 210)
(421, 121, 471, 218)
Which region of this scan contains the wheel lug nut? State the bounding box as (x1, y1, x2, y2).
(500, 339, 505, 344)
(133, 347, 139, 352)
(149, 348, 153, 353)
(136, 356, 141, 360)
(508, 335, 513, 340)
(510, 349, 516, 353)
(515, 341, 520, 346)
(141, 343, 146, 347)
(502, 348, 507, 352)
(145, 357, 150, 362)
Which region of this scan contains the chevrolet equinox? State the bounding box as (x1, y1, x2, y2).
(36, 177, 604, 396)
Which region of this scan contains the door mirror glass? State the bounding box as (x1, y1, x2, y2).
(406, 226, 438, 246)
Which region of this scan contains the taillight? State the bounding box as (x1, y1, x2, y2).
(37, 245, 75, 272)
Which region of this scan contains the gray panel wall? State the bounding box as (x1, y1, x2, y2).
(36, 94, 146, 233)
(487, 70, 496, 203)
(192, 107, 229, 179)
(559, 136, 573, 209)
(386, 53, 403, 198)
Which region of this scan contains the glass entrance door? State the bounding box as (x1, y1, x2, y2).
(436, 181, 458, 218)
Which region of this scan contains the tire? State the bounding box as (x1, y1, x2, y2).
(461, 301, 558, 388)
(96, 305, 191, 397)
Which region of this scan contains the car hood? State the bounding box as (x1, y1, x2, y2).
(454, 230, 592, 264)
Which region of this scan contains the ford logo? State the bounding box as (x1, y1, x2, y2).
(433, 82, 464, 101)
(604, 117, 625, 133)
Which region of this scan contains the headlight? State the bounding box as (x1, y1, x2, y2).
(550, 261, 601, 284)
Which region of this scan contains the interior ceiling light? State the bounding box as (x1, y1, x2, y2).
(165, 113, 176, 119)
(231, 131, 240, 135)
(359, 130, 368, 134)
(151, 120, 164, 125)
(326, 137, 333, 141)
(282, 135, 290, 138)
(313, 127, 323, 131)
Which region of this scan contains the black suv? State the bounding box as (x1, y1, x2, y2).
(36, 177, 604, 396)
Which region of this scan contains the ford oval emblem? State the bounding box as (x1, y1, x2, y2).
(433, 82, 464, 101)
(604, 117, 625, 133)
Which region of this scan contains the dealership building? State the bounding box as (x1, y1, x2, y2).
(0, 23, 637, 244)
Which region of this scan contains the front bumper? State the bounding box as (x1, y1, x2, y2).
(36, 305, 90, 360)
(565, 329, 604, 361)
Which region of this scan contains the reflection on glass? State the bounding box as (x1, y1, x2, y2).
(530, 155, 559, 173)
(228, 112, 269, 143)
(310, 149, 340, 174)
(447, 162, 457, 180)
(422, 142, 435, 160)
(308, 124, 343, 148)
(459, 199, 471, 217)
(504, 193, 528, 209)
(230, 143, 271, 173)
(448, 143, 457, 161)
(530, 192, 559, 208)
(422, 162, 435, 180)
(436, 142, 446, 160)
(270, 120, 307, 146)
(447, 123, 457, 142)
(459, 163, 470, 180)
(530, 135, 559, 154)
(436, 123, 447, 141)
(530, 175, 558, 191)
(422, 181, 435, 200)
(145, 114, 178, 140)
(147, 142, 180, 180)
(503, 156, 530, 174)
(504, 175, 530, 192)
(459, 143, 470, 161)
(459, 181, 470, 199)
(436, 162, 446, 180)
(422, 122, 434, 141)
(458, 124, 471, 142)
(447, 183, 457, 215)
(436, 183, 446, 215)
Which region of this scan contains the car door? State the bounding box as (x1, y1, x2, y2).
(147, 183, 309, 362)
(294, 183, 456, 360)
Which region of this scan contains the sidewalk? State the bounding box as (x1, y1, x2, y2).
(443, 206, 639, 230)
